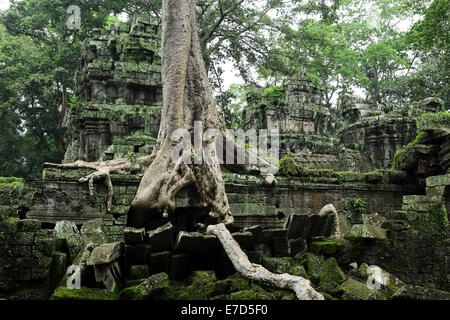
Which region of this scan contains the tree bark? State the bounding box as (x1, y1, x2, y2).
(45, 0, 275, 226)
(129, 0, 237, 226)
(207, 223, 324, 300)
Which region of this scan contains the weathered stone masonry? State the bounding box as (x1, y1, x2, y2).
(23, 168, 418, 241)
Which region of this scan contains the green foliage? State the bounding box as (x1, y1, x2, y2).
(0, 0, 129, 178)
(351, 198, 366, 214)
(259, 0, 438, 107)
(406, 0, 449, 53)
(216, 84, 247, 129)
(0, 177, 24, 189)
(262, 86, 285, 106)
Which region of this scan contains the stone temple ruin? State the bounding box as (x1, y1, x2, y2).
(0, 16, 449, 300)
(63, 16, 163, 163)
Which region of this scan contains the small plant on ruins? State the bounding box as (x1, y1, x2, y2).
(351, 198, 366, 214)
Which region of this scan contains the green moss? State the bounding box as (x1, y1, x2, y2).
(156, 285, 187, 300)
(320, 263, 346, 286)
(278, 157, 304, 176)
(119, 285, 144, 300)
(0, 177, 24, 189)
(229, 288, 275, 300)
(392, 132, 429, 170)
(303, 253, 327, 286)
(413, 205, 448, 248)
(418, 112, 450, 131)
(50, 286, 118, 300)
(310, 240, 345, 256)
(227, 273, 251, 292)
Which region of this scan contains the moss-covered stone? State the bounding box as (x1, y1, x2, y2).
(50, 286, 118, 300)
(261, 256, 290, 274)
(278, 157, 306, 176)
(17, 219, 41, 232)
(392, 285, 450, 300)
(0, 177, 24, 190)
(119, 272, 169, 300)
(229, 288, 275, 300)
(319, 257, 346, 286)
(303, 253, 327, 286)
(340, 277, 375, 300)
(310, 239, 345, 256)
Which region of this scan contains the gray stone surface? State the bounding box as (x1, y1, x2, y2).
(174, 231, 220, 255)
(124, 227, 146, 245)
(81, 218, 109, 245)
(88, 241, 124, 266)
(147, 222, 173, 252)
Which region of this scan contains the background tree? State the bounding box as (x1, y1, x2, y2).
(0, 0, 126, 178)
(401, 0, 449, 108)
(259, 0, 419, 108)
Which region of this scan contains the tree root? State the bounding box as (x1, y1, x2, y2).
(319, 204, 341, 238)
(207, 223, 324, 300)
(43, 157, 153, 212)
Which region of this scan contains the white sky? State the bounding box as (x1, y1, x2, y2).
(0, 0, 10, 10)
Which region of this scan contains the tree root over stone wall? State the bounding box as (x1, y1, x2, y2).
(207, 223, 324, 300)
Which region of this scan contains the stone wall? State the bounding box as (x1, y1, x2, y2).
(342, 173, 450, 290)
(0, 217, 66, 299)
(22, 168, 418, 241)
(339, 116, 418, 169)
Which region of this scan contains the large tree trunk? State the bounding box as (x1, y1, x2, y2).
(128, 0, 234, 226)
(45, 0, 322, 299)
(128, 1, 322, 299)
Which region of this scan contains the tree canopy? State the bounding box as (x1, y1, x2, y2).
(0, 0, 448, 179)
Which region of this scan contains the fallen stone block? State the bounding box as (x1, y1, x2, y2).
(119, 273, 169, 300)
(124, 227, 146, 245)
(289, 238, 308, 257)
(129, 265, 149, 280)
(350, 214, 387, 239)
(242, 225, 263, 244)
(88, 241, 124, 266)
(262, 256, 290, 274)
(169, 254, 190, 279)
(174, 231, 220, 256)
(340, 277, 375, 300)
(149, 251, 172, 275)
(231, 231, 255, 251)
(81, 218, 108, 245)
(271, 235, 290, 257)
(147, 222, 173, 252)
(262, 229, 287, 244)
(124, 244, 152, 267)
(93, 260, 123, 292)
